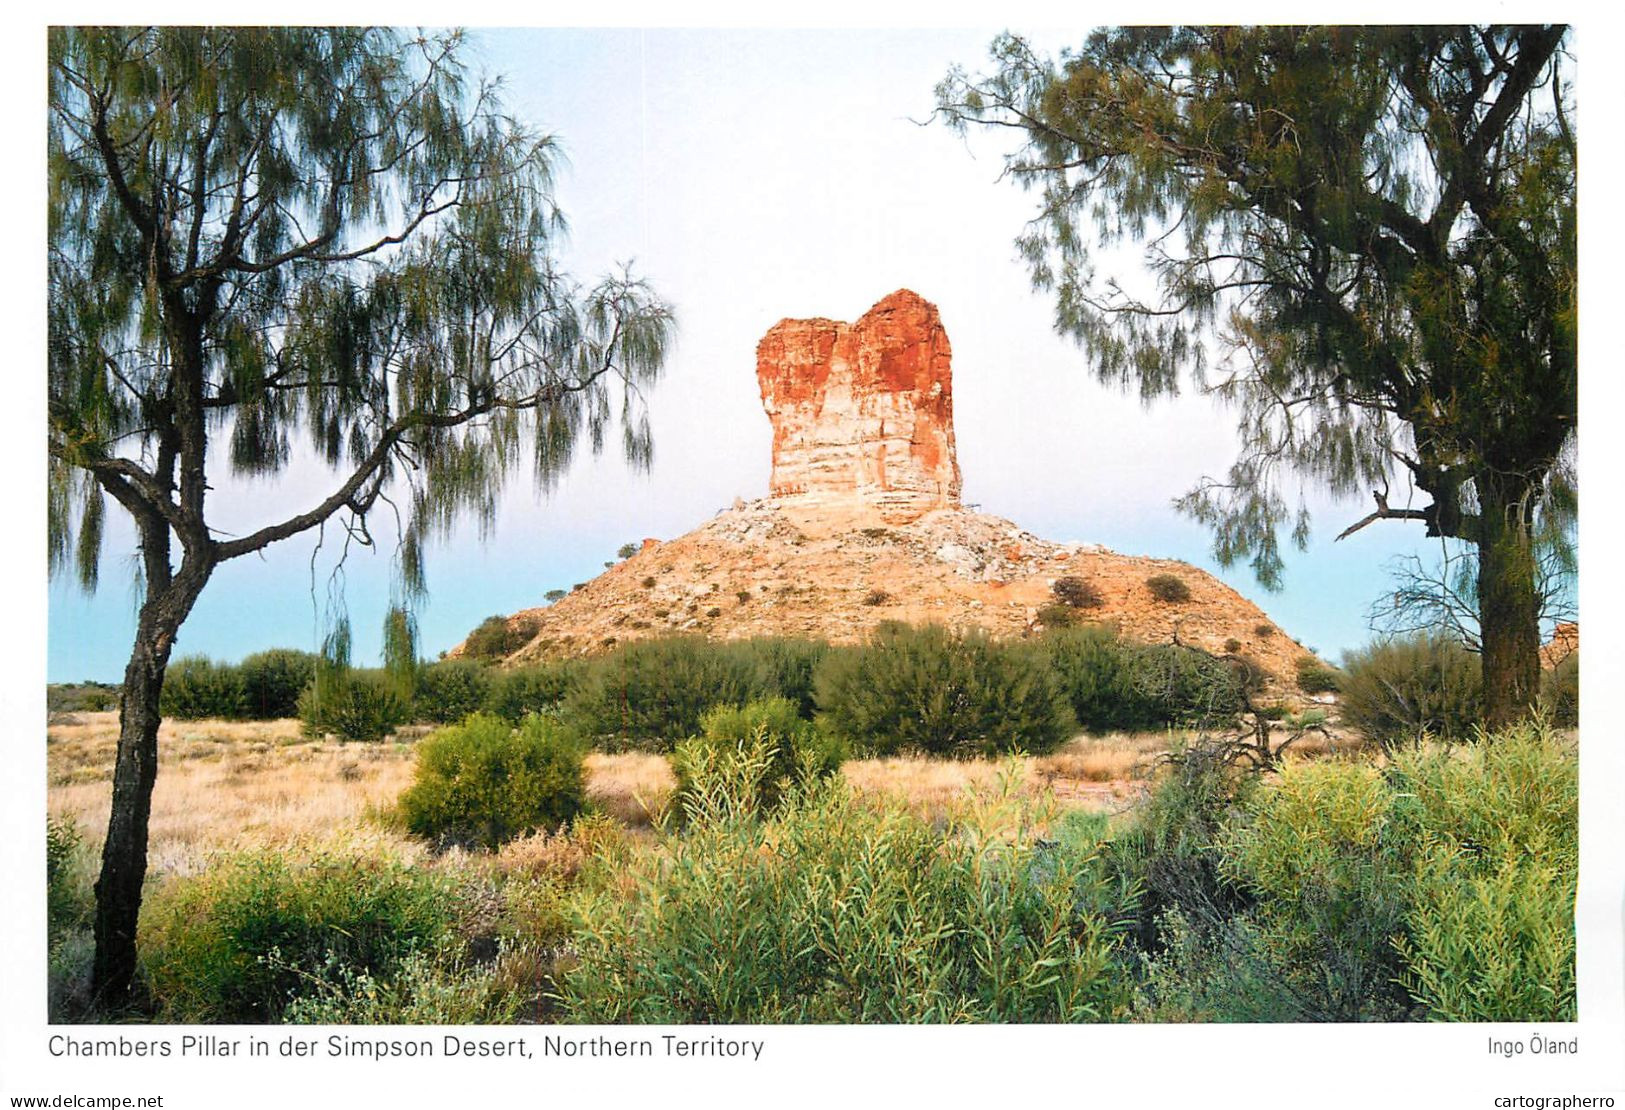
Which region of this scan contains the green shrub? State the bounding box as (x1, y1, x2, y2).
(1388, 723, 1577, 1021)
(297, 670, 410, 742)
(559, 752, 1136, 1023)
(1294, 655, 1342, 695)
(282, 944, 525, 1024)
(483, 661, 581, 722)
(236, 649, 318, 719)
(1046, 626, 1243, 733)
(1540, 651, 1578, 727)
(140, 850, 454, 1022)
(561, 637, 765, 749)
(815, 624, 1074, 757)
(1052, 576, 1104, 609)
(1217, 760, 1417, 1021)
(462, 614, 539, 661)
(1145, 574, 1191, 603)
(1339, 633, 1482, 746)
(399, 714, 586, 849)
(673, 698, 845, 821)
(734, 636, 829, 720)
(159, 656, 247, 719)
(1035, 602, 1078, 629)
(47, 817, 94, 944)
(414, 659, 494, 724)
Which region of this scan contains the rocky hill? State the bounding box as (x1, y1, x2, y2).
(467, 290, 1321, 691)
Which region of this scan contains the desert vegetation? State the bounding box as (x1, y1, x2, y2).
(46, 619, 1578, 1026)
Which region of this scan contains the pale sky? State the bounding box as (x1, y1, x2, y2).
(45, 26, 1556, 681)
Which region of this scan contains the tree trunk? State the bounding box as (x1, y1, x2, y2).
(89, 579, 204, 1007)
(1476, 476, 1543, 730)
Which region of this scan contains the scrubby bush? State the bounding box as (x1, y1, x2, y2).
(735, 636, 829, 720)
(462, 614, 539, 661)
(140, 850, 454, 1022)
(673, 698, 845, 821)
(862, 588, 892, 606)
(815, 624, 1073, 757)
(483, 661, 581, 723)
(1035, 603, 1078, 629)
(1339, 633, 1482, 746)
(237, 649, 318, 719)
(414, 659, 494, 724)
(47, 817, 93, 943)
(282, 944, 526, 1024)
(1388, 723, 1577, 1021)
(1046, 626, 1243, 733)
(1540, 651, 1578, 727)
(159, 656, 247, 719)
(1052, 576, 1104, 609)
(561, 637, 765, 749)
(297, 670, 410, 742)
(1294, 655, 1342, 695)
(399, 714, 586, 849)
(559, 750, 1137, 1023)
(1146, 574, 1191, 603)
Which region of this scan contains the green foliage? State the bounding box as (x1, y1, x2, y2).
(1339, 633, 1483, 746)
(414, 659, 494, 724)
(1145, 574, 1191, 604)
(673, 698, 845, 821)
(814, 624, 1074, 758)
(1034, 603, 1077, 629)
(398, 714, 586, 849)
(297, 670, 410, 743)
(1129, 723, 1576, 1023)
(281, 945, 526, 1024)
(47, 817, 94, 944)
(1388, 723, 1577, 1021)
(463, 616, 540, 662)
(237, 650, 318, 720)
(1294, 656, 1342, 695)
(560, 753, 1137, 1023)
(483, 661, 582, 723)
(159, 656, 247, 720)
(1052, 576, 1104, 609)
(617, 543, 640, 560)
(140, 851, 455, 1022)
(1045, 626, 1243, 732)
(47, 682, 119, 713)
(560, 636, 829, 750)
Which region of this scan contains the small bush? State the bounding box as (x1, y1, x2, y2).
(297, 671, 410, 743)
(642, 576, 658, 588)
(1052, 576, 1104, 609)
(1294, 656, 1342, 695)
(815, 624, 1074, 758)
(414, 659, 494, 724)
(705, 607, 722, 618)
(1254, 623, 1275, 638)
(1224, 638, 1243, 654)
(1035, 603, 1077, 629)
(237, 649, 318, 719)
(673, 698, 845, 821)
(463, 615, 539, 661)
(159, 656, 247, 719)
(1339, 633, 1482, 747)
(862, 589, 892, 606)
(141, 850, 454, 1022)
(1046, 626, 1243, 733)
(399, 713, 586, 849)
(282, 944, 526, 1024)
(1146, 574, 1192, 604)
(561, 638, 769, 750)
(47, 817, 94, 943)
(483, 661, 581, 723)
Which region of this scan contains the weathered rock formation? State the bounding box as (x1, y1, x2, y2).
(463, 289, 1325, 693)
(757, 289, 961, 523)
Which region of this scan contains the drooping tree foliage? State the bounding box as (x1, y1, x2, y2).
(48, 27, 673, 1004)
(935, 26, 1575, 728)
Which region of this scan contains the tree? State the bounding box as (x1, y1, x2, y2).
(934, 26, 1575, 728)
(48, 27, 673, 1005)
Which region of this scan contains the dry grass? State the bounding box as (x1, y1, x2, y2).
(48, 712, 1372, 870)
(583, 752, 676, 827)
